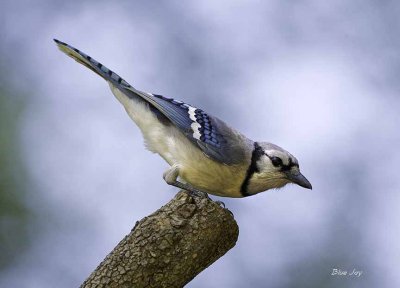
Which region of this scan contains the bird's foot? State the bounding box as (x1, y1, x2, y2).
(163, 165, 210, 199)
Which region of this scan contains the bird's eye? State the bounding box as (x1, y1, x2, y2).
(270, 156, 283, 167)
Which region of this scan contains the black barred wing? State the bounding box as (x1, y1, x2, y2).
(152, 95, 221, 145)
(138, 93, 246, 165)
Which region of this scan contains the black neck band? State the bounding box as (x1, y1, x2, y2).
(240, 142, 264, 197)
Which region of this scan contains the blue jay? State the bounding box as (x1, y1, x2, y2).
(54, 39, 312, 198)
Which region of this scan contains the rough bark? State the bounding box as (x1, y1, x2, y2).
(80, 190, 239, 288)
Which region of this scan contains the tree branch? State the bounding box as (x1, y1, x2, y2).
(80, 190, 239, 288)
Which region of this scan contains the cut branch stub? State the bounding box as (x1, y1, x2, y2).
(81, 190, 239, 288)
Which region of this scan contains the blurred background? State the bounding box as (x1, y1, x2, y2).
(1, 1, 399, 287)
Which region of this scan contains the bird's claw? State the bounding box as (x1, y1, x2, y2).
(186, 189, 210, 199)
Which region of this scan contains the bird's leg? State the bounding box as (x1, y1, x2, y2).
(163, 165, 209, 199)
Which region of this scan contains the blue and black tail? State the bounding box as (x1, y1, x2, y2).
(54, 39, 132, 89)
(54, 39, 204, 144)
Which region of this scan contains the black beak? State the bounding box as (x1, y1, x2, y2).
(286, 172, 312, 189)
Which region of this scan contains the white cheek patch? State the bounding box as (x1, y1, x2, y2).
(257, 155, 273, 171)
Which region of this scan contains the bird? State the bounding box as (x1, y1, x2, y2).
(54, 39, 312, 198)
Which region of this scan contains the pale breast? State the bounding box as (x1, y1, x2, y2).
(110, 86, 247, 197)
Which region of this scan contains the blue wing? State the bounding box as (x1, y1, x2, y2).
(125, 88, 244, 164)
(151, 94, 223, 146)
(54, 39, 249, 165)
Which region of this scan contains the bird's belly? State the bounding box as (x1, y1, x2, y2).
(180, 163, 244, 197)
(145, 124, 245, 197)
(151, 130, 244, 197)
(173, 145, 245, 197)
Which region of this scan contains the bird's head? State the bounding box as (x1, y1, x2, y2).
(245, 142, 312, 195)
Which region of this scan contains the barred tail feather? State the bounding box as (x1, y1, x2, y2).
(54, 39, 131, 88)
(54, 39, 178, 128)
